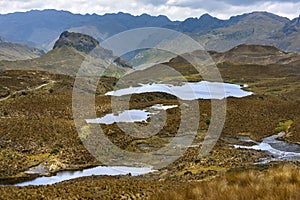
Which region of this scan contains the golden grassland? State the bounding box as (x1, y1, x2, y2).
(0, 163, 298, 199)
(153, 164, 300, 200)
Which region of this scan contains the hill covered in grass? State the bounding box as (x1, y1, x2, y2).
(0, 41, 44, 61)
(0, 31, 131, 77)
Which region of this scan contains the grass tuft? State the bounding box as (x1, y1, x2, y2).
(152, 164, 300, 200)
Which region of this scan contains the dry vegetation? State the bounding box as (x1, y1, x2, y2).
(0, 164, 298, 199)
(153, 164, 300, 200)
(0, 44, 299, 199)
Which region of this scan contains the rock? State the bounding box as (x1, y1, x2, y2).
(0, 87, 9, 98)
(52, 31, 131, 68)
(277, 131, 286, 138)
(53, 31, 99, 54)
(183, 171, 193, 176)
(24, 164, 49, 175)
(48, 160, 67, 173)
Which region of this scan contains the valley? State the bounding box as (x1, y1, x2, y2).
(0, 31, 299, 198)
(0, 8, 299, 199)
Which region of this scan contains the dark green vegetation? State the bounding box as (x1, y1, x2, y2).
(0, 32, 299, 199)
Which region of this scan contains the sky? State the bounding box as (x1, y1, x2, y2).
(0, 0, 299, 21)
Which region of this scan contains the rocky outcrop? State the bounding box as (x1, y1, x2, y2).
(53, 31, 99, 54)
(52, 31, 131, 69)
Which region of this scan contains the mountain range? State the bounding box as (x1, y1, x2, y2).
(1, 29, 299, 80)
(0, 9, 300, 53)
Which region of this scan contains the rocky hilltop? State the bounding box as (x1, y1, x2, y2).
(53, 31, 99, 54)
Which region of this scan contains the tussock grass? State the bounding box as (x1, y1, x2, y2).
(153, 164, 300, 200)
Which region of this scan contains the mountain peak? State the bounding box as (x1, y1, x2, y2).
(53, 31, 99, 54)
(199, 13, 215, 20)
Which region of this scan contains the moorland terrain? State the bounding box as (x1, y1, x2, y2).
(0, 29, 299, 199)
(0, 8, 299, 199)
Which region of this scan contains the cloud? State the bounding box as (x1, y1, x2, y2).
(0, 0, 298, 21)
(218, 0, 300, 6)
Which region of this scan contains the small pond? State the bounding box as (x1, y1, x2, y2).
(86, 104, 178, 124)
(15, 166, 155, 187)
(105, 81, 253, 100)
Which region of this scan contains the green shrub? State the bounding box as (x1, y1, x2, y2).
(50, 147, 59, 154)
(205, 119, 211, 125)
(50, 143, 63, 154)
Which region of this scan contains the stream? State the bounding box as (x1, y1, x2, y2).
(233, 132, 300, 164)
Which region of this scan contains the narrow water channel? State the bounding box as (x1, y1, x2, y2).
(15, 166, 155, 187)
(233, 132, 300, 164)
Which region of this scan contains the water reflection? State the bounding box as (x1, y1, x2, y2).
(233, 132, 300, 164)
(106, 81, 253, 100)
(16, 166, 155, 186)
(86, 104, 178, 124)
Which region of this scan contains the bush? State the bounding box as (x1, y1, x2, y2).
(50, 143, 63, 154)
(152, 164, 300, 200)
(205, 119, 211, 125)
(50, 147, 59, 154)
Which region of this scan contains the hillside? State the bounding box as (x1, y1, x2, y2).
(210, 44, 300, 65)
(0, 42, 44, 61)
(190, 12, 290, 51)
(0, 31, 130, 77)
(271, 17, 300, 52)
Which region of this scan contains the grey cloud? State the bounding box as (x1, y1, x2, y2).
(223, 0, 299, 6)
(0, 0, 299, 21)
(167, 0, 229, 12)
(222, 0, 300, 6)
(166, 0, 300, 9)
(142, 0, 168, 5)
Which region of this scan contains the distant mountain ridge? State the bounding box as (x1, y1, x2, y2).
(1, 9, 300, 52)
(0, 9, 174, 50)
(0, 41, 44, 61)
